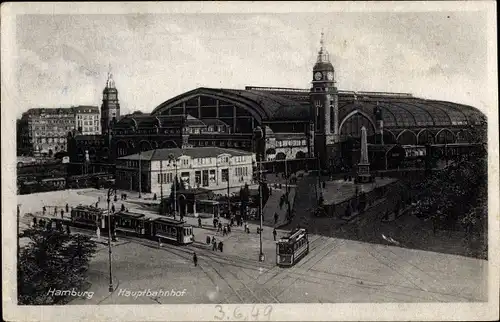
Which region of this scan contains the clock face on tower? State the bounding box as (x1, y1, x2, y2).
(327, 71, 334, 81)
(314, 72, 323, 81)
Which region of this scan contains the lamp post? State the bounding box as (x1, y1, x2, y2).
(160, 160, 164, 214)
(17, 204, 21, 256)
(258, 157, 264, 262)
(317, 153, 323, 205)
(284, 146, 293, 193)
(138, 148, 142, 198)
(227, 166, 231, 218)
(168, 154, 177, 219)
(106, 187, 117, 292)
(254, 126, 265, 262)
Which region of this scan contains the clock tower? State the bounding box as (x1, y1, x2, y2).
(101, 65, 121, 136)
(309, 32, 339, 168)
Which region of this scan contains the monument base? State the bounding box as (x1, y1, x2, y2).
(356, 163, 373, 183)
(356, 174, 373, 184)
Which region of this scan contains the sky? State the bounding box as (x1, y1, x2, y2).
(14, 10, 492, 118)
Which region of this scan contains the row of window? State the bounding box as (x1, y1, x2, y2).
(36, 138, 67, 144)
(78, 120, 99, 126)
(158, 172, 174, 184)
(234, 167, 249, 177)
(33, 144, 65, 151)
(32, 126, 71, 132)
(30, 118, 73, 124)
(276, 139, 307, 147)
(80, 127, 100, 133)
(155, 224, 177, 236)
(77, 115, 99, 120)
(33, 130, 71, 136)
(195, 140, 250, 148)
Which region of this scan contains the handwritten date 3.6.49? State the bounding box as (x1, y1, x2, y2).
(214, 304, 273, 321)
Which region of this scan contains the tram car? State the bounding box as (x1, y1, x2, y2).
(113, 209, 148, 237)
(110, 209, 194, 245)
(31, 214, 68, 231)
(149, 217, 194, 245)
(276, 228, 309, 267)
(70, 205, 110, 230)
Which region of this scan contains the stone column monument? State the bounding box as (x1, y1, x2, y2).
(356, 126, 373, 183)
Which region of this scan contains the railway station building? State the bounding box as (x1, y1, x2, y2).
(71, 34, 487, 173)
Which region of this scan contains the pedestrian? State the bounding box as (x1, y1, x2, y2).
(244, 222, 248, 232)
(193, 252, 198, 267)
(218, 241, 224, 252)
(60, 209, 64, 218)
(222, 226, 227, 236)
(54, 206, 58, 215)
(212, 238, 217, 251)
(198, 217, 202, 228)
(227, 225, 231, 234)
(218, 222, 222, 232)
(65, 203, 69, 213)
(273, 228, 277, 241)
(274, 212, 278, 225)
(206, 235, 211, 244)
(213, 218, 217, 228)
(33, 217, 37, 227)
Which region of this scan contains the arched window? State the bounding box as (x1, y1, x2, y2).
(139, 140, 153, 152)
(397, 130, 417, 145)
(436, 129, 455, 144)
(296, 151, 306, 159)
(339, 112, 375, 137)
(417, 130, 435, 145)
(276, 152, 286, 160)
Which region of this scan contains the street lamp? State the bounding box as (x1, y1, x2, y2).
(284, 146, 293, 194)
(168, 153, 178, 220)
(17, 204, 21, 256)
(106, 187, 117, 292)
(253, 126, 265, 262)
(138, 147, 142, 198)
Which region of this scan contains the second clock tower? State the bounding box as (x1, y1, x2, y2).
(309, 32, 339, 168)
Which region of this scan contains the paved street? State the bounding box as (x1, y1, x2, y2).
(18, 184, 487, 304)
(67, 227, 486, 304)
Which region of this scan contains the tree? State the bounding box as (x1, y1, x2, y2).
(18, 228, 97, 305)
(412, 155, 487, 233)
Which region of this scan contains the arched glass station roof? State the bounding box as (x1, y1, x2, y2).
(149, 87, 485, 128)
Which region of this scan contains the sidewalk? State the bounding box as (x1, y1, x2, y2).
(261, 185, 296, 228)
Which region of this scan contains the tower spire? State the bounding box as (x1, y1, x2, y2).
(317, 31, 329, 63)
(106, 63, 115, 88)
(320, 30, 324, 50)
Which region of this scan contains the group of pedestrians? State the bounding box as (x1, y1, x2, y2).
(205, 235, 224, 252)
